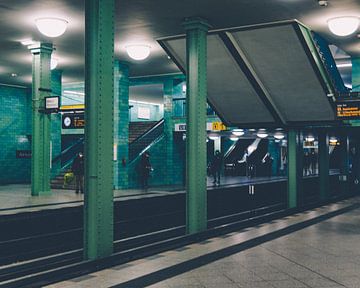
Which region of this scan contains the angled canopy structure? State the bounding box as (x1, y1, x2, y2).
(158, 20, 338, 127)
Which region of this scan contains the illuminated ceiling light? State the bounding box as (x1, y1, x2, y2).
(230, 136, 239, 141)
(232, 129, 244, 136)
(305, 135, 315, 142)
(336, 63, 352, 68)
(327, 17, 359, 37)
(51, 58, 58, 70)
(21, 39, 34, 46)
(11, 73, 18, 77)
(274, 133, 285, 140)
(257, 130, 268, 138)
(329, 137, 338, 145)
(125, 45, 151, 61)
(35, 17, 68, 38)
(209, 135, 219, 141)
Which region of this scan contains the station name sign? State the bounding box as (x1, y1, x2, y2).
(336, 101, 360, 119)
(175, 122, 227, 132)
(62, 113, 85, 129)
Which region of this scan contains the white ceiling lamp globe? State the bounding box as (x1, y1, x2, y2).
(35, 18, 68, 38)
(126, 45, 151, 61)
(232, 129, 244, 136)
(51, 58, 58, 70)
(327, 17, 359, 37)
(274, 133, 285, 140)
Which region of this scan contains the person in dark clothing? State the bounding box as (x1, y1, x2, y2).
(140, 151, 152, 191)
(211, 150, 223, 186)
(72, 152, 84, 194)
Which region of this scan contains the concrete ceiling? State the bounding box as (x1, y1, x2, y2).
(0, 0, 359, 87)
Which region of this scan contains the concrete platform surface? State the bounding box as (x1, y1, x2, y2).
(44, 196, 360, 288)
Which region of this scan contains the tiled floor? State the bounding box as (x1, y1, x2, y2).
(45, 197, 360, 288)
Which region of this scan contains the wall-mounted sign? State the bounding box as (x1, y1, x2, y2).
(138, 107, 151, 119)
(211, 122, 227, 131)
(62, 113, 85, 129)
(16, 150, 31, 159)
(45, 96, 60, 111)
(336, 101, 360, 119)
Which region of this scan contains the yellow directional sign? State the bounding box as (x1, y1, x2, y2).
(211, 122, 227, 131)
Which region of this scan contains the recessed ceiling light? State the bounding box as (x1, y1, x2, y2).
(35, 18, 68, 38)
(125, 45, 151, 61)
(21, 39, 34, 46)
(327, 16, 359, 37)
(274, 133, 285, 140)
(230, 136, 239, 141)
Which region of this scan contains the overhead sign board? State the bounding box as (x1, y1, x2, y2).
(45, 96, 60, 111)
(336, 101, 360, 119)
(62, 113, 85, 129)
(175, 122, 227, 132)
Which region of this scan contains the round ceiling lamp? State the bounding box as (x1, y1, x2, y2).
(126, 45, 151, 61)
(305, 135, 315, 142)
(35, 18, 68, 38)
(257, 130, 268, 139)
(329, 137, 338, 145)
(232, 129, 244, 136)
(274, 133, 285, 140)
(327, 16, 359, 37)
(230, 136, 239, 141)
(51, 58, 58, 70)
(209, 135, 219, 141)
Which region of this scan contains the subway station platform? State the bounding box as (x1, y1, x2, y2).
(44, 196, 360, 288)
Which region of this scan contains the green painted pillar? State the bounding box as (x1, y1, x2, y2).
(164, 79, 175, 185)
(51, 69, 62, 179)
(339, 131, 350, 193)
(84, 0, 114, 260)
(352, 57, 360, 92)
(287, 129, 303, 208)
(183, 17, 211, 234)
(29, 43, 53, 196)
(318, 130, 330, 200)
(114, 61, 129, 189)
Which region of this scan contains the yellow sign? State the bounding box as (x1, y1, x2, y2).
(211, 122, 227, 131)
(61, 104, 85, 111)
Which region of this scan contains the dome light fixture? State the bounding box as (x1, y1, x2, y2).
(209, 135, 219, 141)
(230, 136, 239, 141)
(274, 133, 285, 140)
(35, 17, 68, 38)
(51, 58, 58, 70)
(305, 135, 315, 142)
(232, 129, 244, 136)
(327, 16, 359, 37)
(257, 130, 268, 139)
(125, 45, 151, 61)
(329, 137, 338, 145)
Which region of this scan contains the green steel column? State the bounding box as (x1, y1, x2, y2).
(183, 17, 211, 234)
(352, 57, 360, 92)
(164, 79, 175, 185)
(114, 61, 129, 189)
(287, 129, 303, 208)
(318, 130, 330, 200)
(29, 43, 53, 196)
(339, 131, 350, 193)
(84, 0, 114, 260)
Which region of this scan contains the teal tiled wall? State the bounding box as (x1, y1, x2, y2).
(0, 85, 32, 184)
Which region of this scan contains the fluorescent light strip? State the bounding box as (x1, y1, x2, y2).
(336, 63, 352, 68)
(63, 90, 85, 96)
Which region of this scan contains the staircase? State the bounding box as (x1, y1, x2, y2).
(129, 121, 157, 143)
(51, 120, 164, 189)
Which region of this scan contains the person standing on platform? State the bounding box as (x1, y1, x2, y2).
(72, 152, 84, 194)
(140, 151, 152, 191)
(211, 150, 223, 186)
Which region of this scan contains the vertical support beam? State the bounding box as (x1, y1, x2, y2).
(339, 130, 350, 193)
(29, 43, 53, 196)
(183, 17, 211, 234)
(84, 0, 114, 260)
(164, 79, 175, 185)
(352, 57, 360, 92)
(318, 129, 330, 200)
(287, 129, 303, 208)
(114, 61, 129, 189)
